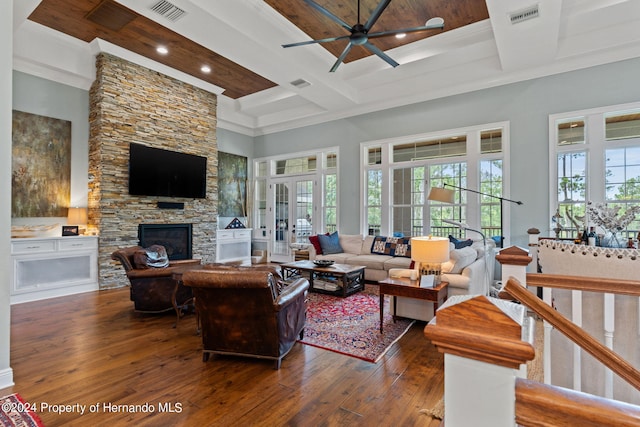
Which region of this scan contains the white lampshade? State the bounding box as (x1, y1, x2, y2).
(427, 187, 455, 204)
(411, 236, 450, 263)
(67, 207, 88, 225)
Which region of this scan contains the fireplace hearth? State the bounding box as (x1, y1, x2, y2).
(138, 223, 192, 260)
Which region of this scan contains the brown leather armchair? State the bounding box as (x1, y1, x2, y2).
(182, 268, 309, 369)
(111, 246, 201, 313)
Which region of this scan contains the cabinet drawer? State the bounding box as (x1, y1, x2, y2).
(11, 240, 56, 254)
(59, 238, 98, 251)
(233, 229, 251, 239)
(217, 230, 235, 240)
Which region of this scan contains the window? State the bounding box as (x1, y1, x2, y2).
(362, 122, 509, 242)
(550, 103, 640, 240)
(324, 153, 338, 233)
(254, 149, 339, 243)
(366, 169, 382, 235)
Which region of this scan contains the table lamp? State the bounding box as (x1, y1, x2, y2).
(67, 207, 88, 234)
(411, 236, 450, 285)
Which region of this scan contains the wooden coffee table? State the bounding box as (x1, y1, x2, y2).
(280, 260, 365, 297)
(378, 277, 448, 333)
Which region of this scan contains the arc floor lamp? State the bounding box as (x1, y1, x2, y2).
(428, 183, 523, 248)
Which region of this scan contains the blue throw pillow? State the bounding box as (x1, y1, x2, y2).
(448, 235, 473, 249)
(318, 231, 343, 255)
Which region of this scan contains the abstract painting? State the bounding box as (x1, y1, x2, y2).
(12, 110, 71, 217)
(218, 151, 247, 218)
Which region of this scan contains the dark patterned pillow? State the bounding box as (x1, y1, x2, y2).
(371, 236, 393, 255)
(393, 237, 412, 258)
(371, 236, 412, 257)
(448, 235, 473, 249)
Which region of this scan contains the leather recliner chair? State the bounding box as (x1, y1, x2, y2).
(111, 246, 201, 313)
(181, 268, 309, 369)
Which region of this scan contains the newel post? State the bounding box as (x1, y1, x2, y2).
(425, 296, 535, 426)
(496, 246, 532, 288)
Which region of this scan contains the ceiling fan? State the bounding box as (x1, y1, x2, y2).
(282, 0, 445, 72)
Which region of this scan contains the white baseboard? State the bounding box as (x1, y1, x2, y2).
(10, 283, 98, 305)
(0, 367, 14, 389)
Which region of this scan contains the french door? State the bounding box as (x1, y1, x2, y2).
(270, 177, 315, 262)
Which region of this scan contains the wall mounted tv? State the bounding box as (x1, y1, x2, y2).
(128, 143, 207, 199)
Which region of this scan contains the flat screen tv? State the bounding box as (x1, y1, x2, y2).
(128, 143, 207, 199)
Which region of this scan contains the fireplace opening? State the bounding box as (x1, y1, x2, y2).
(138, 223, 192, 260)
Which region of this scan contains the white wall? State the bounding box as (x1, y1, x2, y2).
(252, 57, 640, 246)
(12, 71, 89, 225)
(0, 0, 14, 389)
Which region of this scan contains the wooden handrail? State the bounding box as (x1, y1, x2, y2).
(526, 273, 640, 297)
(515, 378, 640, 427)
(503, 277, 640, 391)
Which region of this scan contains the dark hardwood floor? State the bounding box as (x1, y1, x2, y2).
(2, 287, 444, 426)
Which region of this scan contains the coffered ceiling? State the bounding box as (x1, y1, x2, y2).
(12, 0, 640, 136)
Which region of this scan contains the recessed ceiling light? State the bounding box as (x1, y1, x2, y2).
(395, 33, 406, 39)
(201, 65, 211, 73)
(156, 46, 168, 55)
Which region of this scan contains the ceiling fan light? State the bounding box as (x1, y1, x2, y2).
(426, 17, 444, 27)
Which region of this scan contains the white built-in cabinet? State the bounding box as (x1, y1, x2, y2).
(215, 229, 252, 266)
(10, 236, 99, 304)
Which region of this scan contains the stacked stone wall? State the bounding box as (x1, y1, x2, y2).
(89, 53, 218, 288)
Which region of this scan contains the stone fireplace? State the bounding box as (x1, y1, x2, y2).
(138, 223, 193, 260)
(89, 53, 218, 289)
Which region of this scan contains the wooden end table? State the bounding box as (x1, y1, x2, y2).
(378, 277, 448, 333)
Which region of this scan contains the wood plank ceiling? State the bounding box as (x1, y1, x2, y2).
(28, 0, 489, 99)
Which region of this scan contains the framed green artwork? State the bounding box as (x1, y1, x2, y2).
(218, 151, 247, 218)
(12, 110, 71, 217)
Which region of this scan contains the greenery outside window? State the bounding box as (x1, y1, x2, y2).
(362, 122, 508, 242)
(550, 103, 640, 240)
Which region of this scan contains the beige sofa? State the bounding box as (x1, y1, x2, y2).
(308, 233, 495, 321)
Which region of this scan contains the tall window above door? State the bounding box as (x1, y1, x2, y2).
(361, 122, 509, 242)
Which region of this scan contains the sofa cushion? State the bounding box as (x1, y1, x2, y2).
(449, 235, 473, 249)
(383, 256, 413, 270)
(361, 235, 375, 254)
(441, 273, 471, 289)
(340, 234, 364, 254)
(345, 254, 392, 270)
(318, 231, 343, 255)
(370, 236, 412, 257)
(442, 246, 477, 274)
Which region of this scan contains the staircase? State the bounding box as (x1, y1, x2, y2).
(424, 245, 640, 426)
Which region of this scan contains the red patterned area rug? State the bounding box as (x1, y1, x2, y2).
(0, 394, 44, 427)
(299, 286, 414, 363)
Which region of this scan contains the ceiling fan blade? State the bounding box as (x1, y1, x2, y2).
(367, 22, 445, 39)
(304, 0, 353, 33)
(364, 0, 392, 30)
(363, 42, 399, 68)
(283, 34, 351, 48)
(330, 43, 354, 72)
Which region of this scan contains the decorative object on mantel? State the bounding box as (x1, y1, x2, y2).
(225, 217, 246, 229)
(587, 201, 640, 248)
(10, 224, 59, 238)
